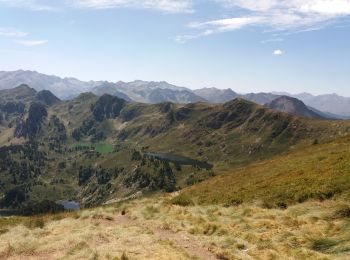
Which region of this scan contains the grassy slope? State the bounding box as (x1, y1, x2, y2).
(174, 135, 350, 207)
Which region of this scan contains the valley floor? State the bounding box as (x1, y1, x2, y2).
(1, 194, 350, 260)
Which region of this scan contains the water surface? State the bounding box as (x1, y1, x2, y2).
(145, 152, 213, 170)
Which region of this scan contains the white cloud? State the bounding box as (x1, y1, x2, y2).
(71, 0, 194, 13)
(179, 0, 350, 42)
(0, 28, 28, 37)
(217, 0, 350, 16)
(273, 49, 284, 55)
(16, 40, 48, 46)
(300, 0, 350, 15)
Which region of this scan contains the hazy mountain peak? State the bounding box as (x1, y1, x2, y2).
(194, 87, 237, 103)
(14, 83, 36, 92)
(36, 90, 61, 106)
(265, 95, 324, 119)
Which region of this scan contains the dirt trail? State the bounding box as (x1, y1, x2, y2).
(114, 215, 218, 260)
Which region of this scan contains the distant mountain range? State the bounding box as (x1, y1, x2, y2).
(0, 70, 349, 118)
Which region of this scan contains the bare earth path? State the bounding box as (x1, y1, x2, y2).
(115, 214, 218, 260)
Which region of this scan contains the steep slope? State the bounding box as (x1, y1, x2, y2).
(174, 134, 350, 207)
(0, 86, 59, 133)
(265, 96, 324, 119)
(14, 103, 48, 139)
(35, 90, 61, 106)
(194, 87, 237, 103)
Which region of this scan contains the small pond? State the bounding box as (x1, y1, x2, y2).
(0, 201, 80, 218)
(57, 200, 80, 211)
(145, 152, 213, 170)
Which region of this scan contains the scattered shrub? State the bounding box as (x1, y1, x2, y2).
(0, 228, 9, 235)
(312, 238, 337, 252)
(332, 205, 350, 219)
(203, 223, 218, 235)
(276, 201, 288, 209)
(170, 194, 194, 207)
(236, 244, 246, 250)
(142, 206, 159, 220)
(224, 198, 242, 207)
(121, 252, 129, 260)
(25, 218, 45, 229)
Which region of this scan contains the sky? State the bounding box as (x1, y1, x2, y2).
(0, 0, 350, 96)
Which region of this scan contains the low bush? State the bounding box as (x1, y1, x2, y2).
(24, 218, 45, 229)
(332, 205, 350, 219)
(170, 194, 194, 207)
(311, 238, 337, 252)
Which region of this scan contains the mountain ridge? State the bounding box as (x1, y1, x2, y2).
(1, 70, 350, 117)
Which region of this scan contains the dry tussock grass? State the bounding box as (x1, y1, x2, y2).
(128, 195, 350, 259)
(1, 194, 349, 259)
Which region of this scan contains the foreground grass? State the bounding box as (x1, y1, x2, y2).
(0, 204, 191, 259)
(0, 195, 349, 259)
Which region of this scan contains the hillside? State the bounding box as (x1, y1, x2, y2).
(0, 89, 350, 211)
(174, 135, 350, 207)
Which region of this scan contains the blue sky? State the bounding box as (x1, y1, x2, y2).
(0, 0, 350, 96)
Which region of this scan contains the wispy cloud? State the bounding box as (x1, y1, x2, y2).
(261, 38, 284, 44)
(175, 17, 264, 43)
(188, 17, 264, 32)
(178, 0, 350, 42)
(0, 0, 57, 11)
(0, 28, 28, 37)
(71, 0, 194, 13)
(15, 40, 48, 46)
